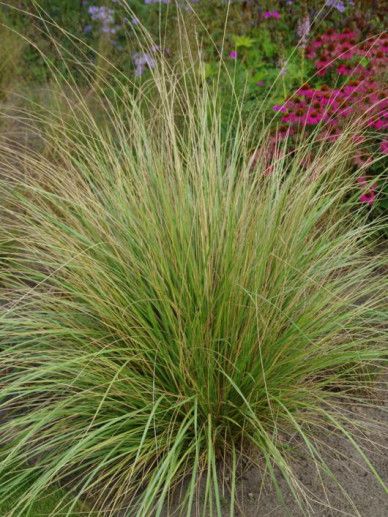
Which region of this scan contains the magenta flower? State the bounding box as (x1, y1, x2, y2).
(357, 176, 368, 186)
(339, 43, 357, 59)
(274, 26, 387, 151)
(337, 64, 353, 76)
(357, 176, 377, 206)
(353, 152, 373, 168)
(315, 59, 331, 75)
(372, 117, 388, 130)
(273, 104, 286, 112)
(380, 140, 388, 155)
(296, 85, 315, 98)
(306, 111, 325, 125)
(264, 10, 280, 20)
(360, 191, 376, 205)
(229, 50, 238, 60)
(282, 108, 307, 125)
(351, 135, 366, 145)
(310, 37, 324, 50)
(319, 126, 340, 143)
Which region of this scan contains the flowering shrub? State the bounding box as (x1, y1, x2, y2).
(2, 0, 386, 215)
(272, 28, 387, 209)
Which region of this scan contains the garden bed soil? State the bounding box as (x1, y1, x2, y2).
(159, 394, 387, 517)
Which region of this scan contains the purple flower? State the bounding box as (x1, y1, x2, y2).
(87, 5, 118, 35)
(297, 14, 310, 47)
(325, 0, 351, 12)
(273, 104, 286, 112)
(89, 6, 114, 23)
(132, 52, 156, 77)
(229, 50, 238, 59)
(264, 10, 281, 20)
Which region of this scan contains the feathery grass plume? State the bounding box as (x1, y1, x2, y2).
(0, 3, 387, 516)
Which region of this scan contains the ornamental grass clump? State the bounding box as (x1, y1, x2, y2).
(0, 19, 387, 517)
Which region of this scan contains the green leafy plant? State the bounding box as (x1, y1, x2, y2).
(232, 34, 256, 49)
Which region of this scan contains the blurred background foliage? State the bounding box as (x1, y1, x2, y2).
(0, 1, 386, 217)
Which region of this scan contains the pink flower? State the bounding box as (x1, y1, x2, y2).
(352, 135, 366, 145)
(360, 191, 376, 205)
(357, 176, 378, 206)
(336, 106, 353, 117)
(371, 49, 387, 65)
(357, 176, 368, 186)
(306, 111, 325, 125)
(319, 127, 340, 143)
(282, 107, 307, 125)
(353, 152, 373, 168)
(380, 140, 388, 155)
(340, 29, 358, 41)
(337, 64, 353, 76)
(321, 29, 336, 43)
(315, 59, 331, 75)
(338, 43, 358, 59)
(372, 118, 388, 130)
(296, 85, 315, 98)
(264, 10, 280, 20)
(273, 104, 286, 112)
(229, 50, 238, 60)
(343, 84, 360, 95)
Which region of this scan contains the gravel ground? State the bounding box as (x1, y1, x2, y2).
(234, 407, 387, 516)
